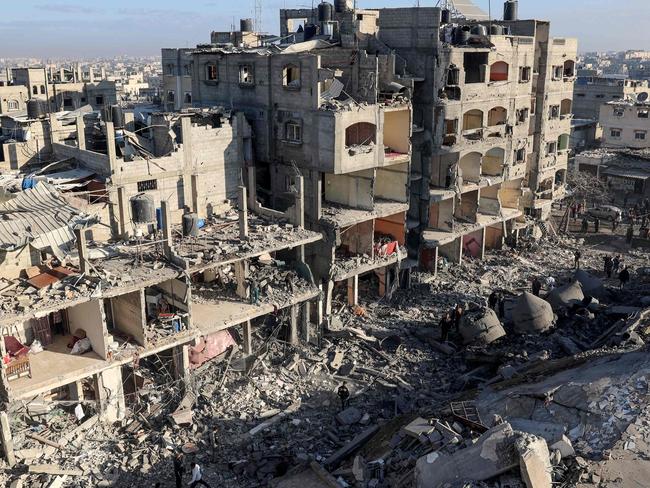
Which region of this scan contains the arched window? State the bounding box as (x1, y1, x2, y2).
(184, 92, 192, 104)
(282, 64, 301, 88)
(345, 122, 376, 147)
(560, 99, 572, 117)
(489, 61, 509, 82)
(7, 100, 19, 111)
(483, 147, 505, 176)
(487, 106, 507, 126)
(40, 85, 46, 94)
(563, 60, 575, 78)
(32, 85, 38, 95)
(462, 109, 483, 131)
(459, 152, 482, 184)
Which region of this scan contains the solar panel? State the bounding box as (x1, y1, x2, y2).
(451, 0, 490, 21)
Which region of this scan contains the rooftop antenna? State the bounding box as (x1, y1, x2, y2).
(254, 0, 263, 33)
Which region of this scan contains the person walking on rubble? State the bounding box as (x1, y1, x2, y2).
(337, 381, 350, 410)
(619, 266, 631, 289)
(581, 217, 588, 233)
(532, 277, 542, 297)
(594, 217, 600, 233)
(604, 256, 613, 279)
(188, 462, 212, 488)
(574, 250, 581, 270)
(249, 278, 260, 305)
(497, 292, 506, 320)
(173, 451, 185, 488)
(613, 255, 621, 275)
(439, 311, 454, 342)
(453, 303, 464, 334)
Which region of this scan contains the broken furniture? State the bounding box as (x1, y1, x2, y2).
(3, 336, 32, 381)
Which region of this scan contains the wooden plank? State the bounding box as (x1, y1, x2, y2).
(28, 464, 83, 476)
(26, 432, 61, 450)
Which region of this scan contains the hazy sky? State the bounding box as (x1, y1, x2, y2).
(0, 0, 648, 58)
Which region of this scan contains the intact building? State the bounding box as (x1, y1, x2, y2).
(600, 98, 650, 149)
(573, 75, 648, 120)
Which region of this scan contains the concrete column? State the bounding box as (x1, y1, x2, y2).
(124, 110, 135, 132)
(100, 67, 106, 80)
(190, 174, 199, 215)
(89, 67, 95, 83)
(247, 168, 256, 210)
(289, 304, 299, 345)
(315, 175, 323, 221)
(48, 114, 61, 144)
(76, 115, 86, 150)
(480, 227, 487, 260)
(235, 260, 249, 299)
(117, 187, 128, 238)
(377, 267, 388, 298)
(68, 380, 84, 401)
(95, 367, 125, 423)
(242, 320, 252, 355)
(294, 175, 305, 228)
(347, 275, 359, 306)
(105, 121, 117, 174)
(0, 411, 15, 467)
(317, 284, 324, 331)
(238, 186, 249, 239)
(173, 345, 190, 381)
(74, 228, 88, 274)
(161, 200, 173, 259)
(59, 67, 65, 82)
(325, 280, 334, 316)
(296, 244, 305, 263)
(301, 301, 311, 343)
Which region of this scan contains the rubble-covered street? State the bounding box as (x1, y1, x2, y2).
(3, 229, 650, 488)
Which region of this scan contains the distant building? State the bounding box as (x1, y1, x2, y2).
(0, 86, 28, 115)
(600, 99, 650, 149)
(161, 48, 193, 111)
(573, 76, 648, 119)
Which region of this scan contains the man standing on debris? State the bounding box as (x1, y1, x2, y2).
(613, 213, 622, 232)
(488, 290, 499, 311)
(581, 217, 589, 233)
(173, 452, 185, 488)
(337, 381, 350, 410)
(574, 250, 581, 270)
(453, 303, 464, 334)
(613, 255, 621, 274)
(627, 225, 635, 244)
(497, 292, 506, 319)
(249, 278, 260, 305)
(439, 311, 454, 342)
(188, 462, 212, 487)
(604, 255, 613, 278)
(594, 217, 600, 233)
(532, 277, 542, 297)
(619, 266, 631, 289)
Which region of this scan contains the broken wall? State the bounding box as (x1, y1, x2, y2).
(325, 170, 374, 210)
(109, 291, 145, 346)
(375, 163, 409, 203)
(67, 300, 108, 359)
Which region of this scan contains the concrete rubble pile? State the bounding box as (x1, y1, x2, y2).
(2, 235, 650, 487)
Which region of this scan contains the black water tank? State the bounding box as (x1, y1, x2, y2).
(304, 24, 319, 41)
(454, 26, 471, 45)
(471, 25, 488, 36)
(111, 105, 124, 129)
(441, 9, 451, 25)
(131, 194, 156, 223)
(334, 0, 351, 13)
(504, 0, 518, 21)
(240, 18, 254, 32)
(27, 99, 48, 119)
(182, 213, 199, 237)
(490, 24, 505, 35)
(318, 2, 333, 22)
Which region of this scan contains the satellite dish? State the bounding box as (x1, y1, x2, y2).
(638, 92, 649, 103)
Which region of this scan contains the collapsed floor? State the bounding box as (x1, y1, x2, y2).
(2, 232, 650, 488)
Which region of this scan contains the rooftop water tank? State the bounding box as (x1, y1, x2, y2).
(182, 212, 199, 237)
(240, 18, 254, 32)
(504, 0, 518, 21)
(131, 194, 156, 224)
(27, 99, 48, 119)
(318, 2, 334, 22)
(334, 0, 353, 13)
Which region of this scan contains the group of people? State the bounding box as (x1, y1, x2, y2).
(603, 254, 631, 288)
(439, 303, 464, 342)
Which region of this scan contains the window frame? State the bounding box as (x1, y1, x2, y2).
(638, 109, 649, 119)
(239, 64, 255, 86)
(282, 64, 301, 90)
(285, 120, 303, 144)
(206, 63, 218, 81)
(7, 100, 19, 111)
(635, 130, 647, 141)
(610, 128, 622, 139)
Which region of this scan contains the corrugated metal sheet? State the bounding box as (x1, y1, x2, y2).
(0, 183, 90, 252)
